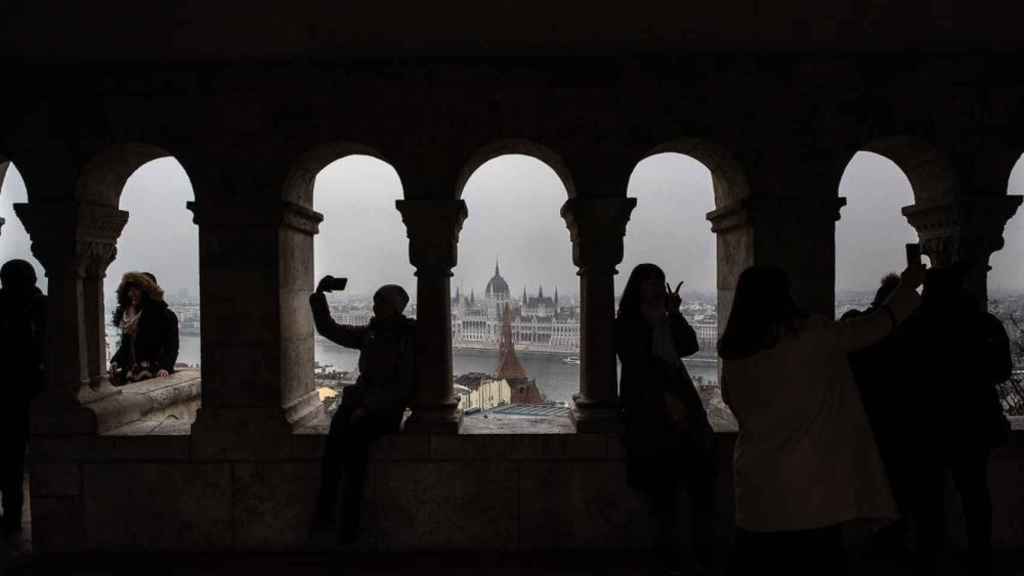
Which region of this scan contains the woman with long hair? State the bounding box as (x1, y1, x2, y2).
(718, 263, 923, 575)
(616, 263, 715, 576)
(110, 272, 179, 385)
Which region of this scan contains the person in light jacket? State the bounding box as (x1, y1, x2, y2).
(719, 263, 924, 575)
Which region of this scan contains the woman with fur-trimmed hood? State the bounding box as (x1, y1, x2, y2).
(110, 272, 179, 385)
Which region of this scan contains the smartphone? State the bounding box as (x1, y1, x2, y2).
(905, 243, 922, 268)
(323, 277, 348, 292)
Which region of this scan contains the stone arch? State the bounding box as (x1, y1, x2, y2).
(277, 142, 408, 428)
(77, 142, 197, 208)
(988, 152, 1024, 293)
(858, 136, 957, 205)
(282, 141, 394, 209)
(0, 154, 9, 189)
(643, 138, 750, 209)
(456, 139, 575, 199)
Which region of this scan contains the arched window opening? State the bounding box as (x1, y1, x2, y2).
(623, 152, 732, 429)
(836, 151, 920, 318)
(453, 154, 576, 429)
(311, 155, 411, 418)
(989, 153, 1024, 418)
(0, 163, 45, 283)
(105, 157, 199, 372)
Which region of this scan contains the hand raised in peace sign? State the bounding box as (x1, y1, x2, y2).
(665, 281, 684, 313)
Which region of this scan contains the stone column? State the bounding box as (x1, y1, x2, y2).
(396, 198, 467, 433)
(278, 201, 327, 428)
(903, 195, 1023, 308)
(189, 197, 303, 458)
(561, 196, 635, 433)
(78, 235, 124, 405)
(708, 195, 846, 319)
(14, 201, 128, 432)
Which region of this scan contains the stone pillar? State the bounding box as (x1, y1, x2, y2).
(78, 239, 123, 405)
(708, 195, 846, 319)
(14, 201, 128, 432)
(189, 198, 299, 458)
(396, 198, 467, 433)
(561, 196, 635, 433)
(903, 195, 1023, 308)
(278, 201, 327, 428)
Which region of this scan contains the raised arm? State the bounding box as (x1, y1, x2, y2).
(309, 291, 367, 349)
(835, 278, 921, 352)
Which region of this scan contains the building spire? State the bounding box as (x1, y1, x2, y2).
(496, 303, 528, 381)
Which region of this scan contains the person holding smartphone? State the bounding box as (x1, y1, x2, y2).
(718, 251, 925, 575)
(309, 276, 416, 544)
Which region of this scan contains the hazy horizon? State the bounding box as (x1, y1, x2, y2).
(3, 151, 1023, 305)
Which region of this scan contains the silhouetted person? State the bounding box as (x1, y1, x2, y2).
(903, 264, 1011, 575)
(719, 263, 923, 576)
(0, 260, 46, 538)
(109, 272, 179, 385)
(616, 263, 715, 575)
(310, 278, 415, 544)
(842, 273, 920, 566)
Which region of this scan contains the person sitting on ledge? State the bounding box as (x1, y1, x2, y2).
(309, 276, 416, 545)
(109, 271, 179, 385)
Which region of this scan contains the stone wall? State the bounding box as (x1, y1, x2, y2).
(27, 429, 1024, 554)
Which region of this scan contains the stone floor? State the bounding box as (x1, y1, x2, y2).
(4, 550, 1024, 576)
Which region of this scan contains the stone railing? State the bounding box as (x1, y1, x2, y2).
(87, 369, 201, 434)
(26, 413, 1024, 554)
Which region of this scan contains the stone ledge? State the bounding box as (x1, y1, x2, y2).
(95, 370, 201, 435)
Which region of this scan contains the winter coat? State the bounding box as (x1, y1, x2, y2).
(0, 286, 47, 407)
(111, 273, 180, 379)
(903, 301, 1012, 450)
(615, 311, 713, 493)
(721, 282, 919, 532)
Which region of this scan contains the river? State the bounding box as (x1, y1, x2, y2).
(171, 335, 720, 404)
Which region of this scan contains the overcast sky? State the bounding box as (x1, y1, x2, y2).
(2, 152, 1023, 302)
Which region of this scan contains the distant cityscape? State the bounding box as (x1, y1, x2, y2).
(104, 278, 1024, 419)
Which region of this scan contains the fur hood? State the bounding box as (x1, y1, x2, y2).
(118, 272, 165, 303)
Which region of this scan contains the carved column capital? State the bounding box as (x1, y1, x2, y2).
(14, 201, 127, 277)
(560, 196, 637, 273)
(902, 195, 1023, 266)
(396, 199, 467, 275)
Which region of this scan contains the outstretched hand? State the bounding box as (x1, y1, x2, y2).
(316, 275, 336, 294)
(665, 281, 684, 313)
